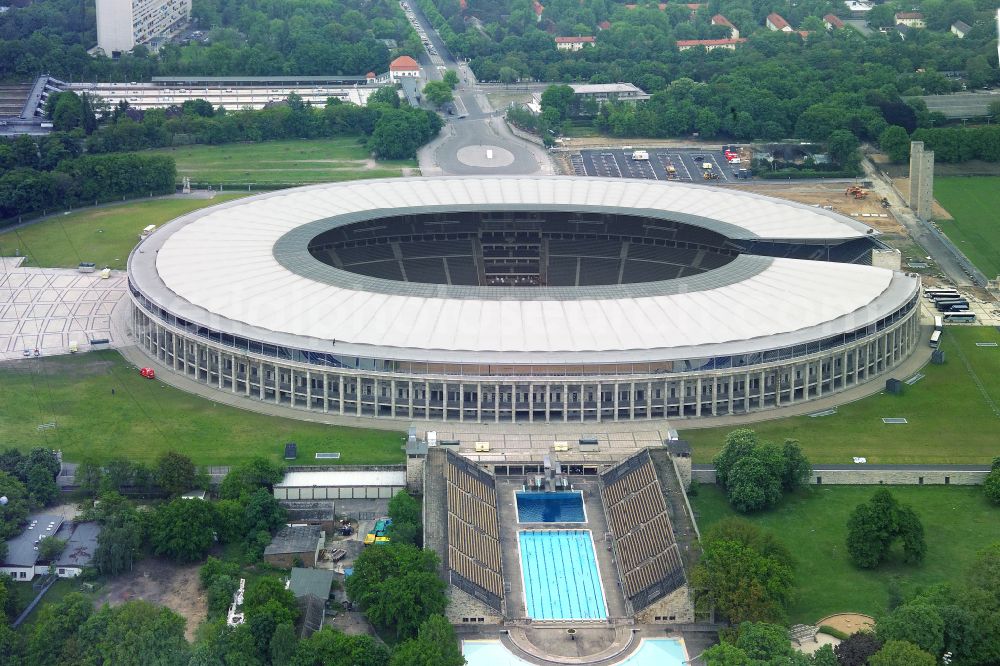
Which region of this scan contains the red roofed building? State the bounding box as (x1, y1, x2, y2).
(598, 20, 611, 30)
(532, 0, 544, 19)
(676, 37, 747, 51)
(711, 13, 739, 39)
(823, 14, 845, 29)
(766, 12, 792, 32)
(555, 35, 596, 51)
(894, 11, 925, 28)
(389, 55, 420, 81)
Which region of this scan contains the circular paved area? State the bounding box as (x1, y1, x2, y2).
(456, 144, 515, 167)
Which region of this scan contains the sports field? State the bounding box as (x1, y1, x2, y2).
(0, 351, 404, 466)
(693, 484, 1000, 623)
(0, 194, 246, 270)
(147, 138, 417, 186)
(681, 326, 1000, 464)
(934, 176, 1000, 278)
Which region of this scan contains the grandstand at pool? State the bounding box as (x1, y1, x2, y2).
(518, 529, 607, 620)
(462, 638, 688, 665)
(515, 491, 586, 523)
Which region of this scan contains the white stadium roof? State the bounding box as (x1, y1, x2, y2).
(131, 177, 916, 364)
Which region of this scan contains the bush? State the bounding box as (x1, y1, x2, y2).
(818, 624, 849, 640)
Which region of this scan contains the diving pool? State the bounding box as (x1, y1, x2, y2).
(516, 491, 586, 523)
(518, 529, 607, 620)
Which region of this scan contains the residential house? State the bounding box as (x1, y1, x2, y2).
(711, 14, 739, 39)
(555, 36, 596, 51)
(823, 14, 845, 30)
(894, 12, 925, 28)
(766, 12, 792, 32)
(676, 38, 748, 51)
(951, 20, 971, 38)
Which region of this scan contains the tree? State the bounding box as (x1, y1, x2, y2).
(702, 622, 814, 665)
(345, 542, 447, 640)
(93, 496, 145, 576)
(879, 126, 911, 163)
(846, 489, 926, 569)
(0, 471, 29, 540)
(50, 91, 84, 131)
(77, 600, 191, 665)
(291, 628, 390, 666)
(387, 490, 422, 546)
(155, 451, 197, 496)
(245, 577, 299, 619)
(244, 488, 287, 534)
(780, 440, 812, 492)
(984, 457, 1000, 505)
(835, 632, 883, 666)
(423, 80, 454, 107)
(26, 463, 59, 507)
(219, 457, 285, 500)
(498, 66, 519, 84)
(26, 592, 94, 665)
(368, 85, 401, 109)
(540, 84, 575, 121)
(691, 521, 794, 625)
(868, 640, 936, 666)
(368, 108, 442, 159)
(442, 70, 459, 90)
(713, 430, 809, 513)
(390, 615, 464, 666)
(149, 497, 216, 562)
(827, 129, 860, 170)
(876, 601, 944, 656)
(38, 535, 67, 563)
(214, 499, 245, 544)
(75, 459, 103, 496)
(270, 622, 297, 666)
(713, 429, 758, 489)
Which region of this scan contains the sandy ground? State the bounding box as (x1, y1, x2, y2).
(730, 181, 906, 234)
(817, 612, 876, 635)
(95, 558, 207, 641)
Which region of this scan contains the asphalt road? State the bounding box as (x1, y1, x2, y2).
(574, 147, 749, 184)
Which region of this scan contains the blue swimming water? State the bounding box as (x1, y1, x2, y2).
(516, 491, 585, 523)
(518, 529, 606, 620)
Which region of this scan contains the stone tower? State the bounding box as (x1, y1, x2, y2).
(908, 141, 935, 220)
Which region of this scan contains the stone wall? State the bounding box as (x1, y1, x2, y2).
(406, 454, 425, 494)
(634, 585, 694, 625)
(445, 585, 505, 624)
(692, 468, 988, 486)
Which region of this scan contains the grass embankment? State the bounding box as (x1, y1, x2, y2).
(0, 194, 246, 270)
(682, 327, 1000, 464)
(0, 351, 404, 466)
(692, 484, 1000, 624)
(146, 138, 417, 186)
(934, 176, 1000, 278)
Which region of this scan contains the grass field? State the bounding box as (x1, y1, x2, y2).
(0, 351, 404, 466)
(147, 138, 417, 186)
(692, 484, 1000, 623)
(934, 176, 1000, 278)
(0, 194, 246, 270)
(681, 327, 1000, 465)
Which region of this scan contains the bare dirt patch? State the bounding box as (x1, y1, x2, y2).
(733, 182, 906, 233)
(816, 612, 875, 635)
(893, 177, 953, 220)
(96, 558, 207, 641)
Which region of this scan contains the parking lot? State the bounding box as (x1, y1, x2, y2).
(570, 148, 749, 183)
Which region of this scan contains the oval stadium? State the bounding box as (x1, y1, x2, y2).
(127, 176, 920, 423)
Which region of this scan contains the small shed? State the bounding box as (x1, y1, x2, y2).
(289, 567, 336, 601)
(284, 442, 298, 460)
(263, 525, 325, 568)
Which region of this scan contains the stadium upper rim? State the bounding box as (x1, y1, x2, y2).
(129, 176, 917, 364)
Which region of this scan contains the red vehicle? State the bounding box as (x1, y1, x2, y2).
(140, 367, 156, 379)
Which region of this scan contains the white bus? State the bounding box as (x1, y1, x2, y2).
(943, 312, 977, 323)
(934, 315, 943, 331)
(929, 330, 941, 348)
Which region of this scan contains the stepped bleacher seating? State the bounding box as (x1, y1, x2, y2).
(336, 243, 396, 265)
(403, 258, 448, 283)
(547, 257, 579, 286)
(578, 258, 621, 285)
(347, 260, 404, 281)
(548, 239, 620, 258)
(444, 453, 503, 611)
(621, 260, 678, 283)
(446, 257, 479, 285)
(600, 450, 687, 611)
(401, 239, 473, 258)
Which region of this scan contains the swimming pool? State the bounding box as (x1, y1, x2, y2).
(516, 491, 586, 523)
(462, 638, 688, 666)
(518, 529, 607, 620)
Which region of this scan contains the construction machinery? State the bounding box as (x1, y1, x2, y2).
(845, 185, 868, 199)
(703, 171, 720, 180)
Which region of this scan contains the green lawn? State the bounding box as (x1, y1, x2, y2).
(146, 138, 417, 186)
(934, 176, 1000, 278)
(0, 351, 404, 466)
(681, 327, 1000, 465)
(691, 484, 1000, 624)
(0, 194, 246, 270)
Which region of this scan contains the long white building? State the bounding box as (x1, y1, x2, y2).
(96, 0, 192, 55)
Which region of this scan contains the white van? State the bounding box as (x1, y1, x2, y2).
(631, 150, 649, 161)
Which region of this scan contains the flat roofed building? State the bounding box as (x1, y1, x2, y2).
(0, 514, 64, 581)
(676, 37, 748, 51)
(54, 522, 101, 578)
(96, 0, 191, 55)
(569, 83, 650, 104)
(555, 36, 596, 50)
(274, 468, 407, 501)
(894, 11, 925, 28)
(264, 525, 325, 568)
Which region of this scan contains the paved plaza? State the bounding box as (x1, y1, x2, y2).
(0, 260, 128, 361)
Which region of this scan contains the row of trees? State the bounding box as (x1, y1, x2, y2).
(0, 0, 416, 82)
(712, 429, 812, 513)
(0, 138, 175, 221)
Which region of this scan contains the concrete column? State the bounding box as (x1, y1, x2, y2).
(545, 383, 551, 423)
(564, 383, 569, 422)
(275, 366, 282, 405)
(775, 370, 782, 407)
(710, 377, 717, 416)
(596, 385, 603, 423)
(323, 373, 329, 413)
(232, 354, 238, 393)
(425, 381, 430, 421)
(408, 380, 414, 418)
(495, 383, 500, 423)
(356, 378, 362, 417)
(743, 372, 750, 412)
(528, 384, 534, 423)
(339, 375, 345, 415)
(477, 383, 482, 423)
(391, 379, 397, 418)
(459, 382, 465, 422)
(679, 378, 686, 417)
(629, 381, 635, 420)
(613, 382, 619, 421)
(695, 378, 702, 417)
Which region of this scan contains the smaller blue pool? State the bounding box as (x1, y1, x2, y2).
(516, 491, 585, 523)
